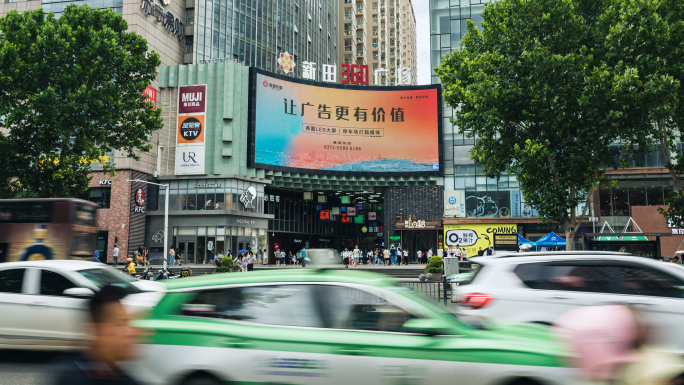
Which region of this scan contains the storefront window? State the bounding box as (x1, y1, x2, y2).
(628, 179, 646, 208)
(599, 185, 612, 217)
(612, 181, 629, 217)
(647, 181, 664, 205)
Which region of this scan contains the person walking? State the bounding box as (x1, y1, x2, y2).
(143, 246, 149, 265)
(53, 285, 143, 385)
(300, 247, 308, 267)
(93, 248, 101, 263)
(136, 245, 143, 266)
(352, 245, 361, 268)
(248, 252, 256, 271)
(403, 248, 409, 265)
(368, 250, 374, 265)
(241, 253, 248, 272)
(383, 247, 391, 266)
(168, 247, 175, 267)
(275, 249, 281, 266)
(112, 244, 119, 268)
(416, 249, 422, 264)
(342, 248, 349, 268)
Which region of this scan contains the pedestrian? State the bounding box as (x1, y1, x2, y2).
(241, 253, 248, 272)
(454, 245, 461, 260)
(208, 250, 215, 265)
(389, 246, 396, 265)
(257, 249, 262, 265)
(300, 247, 308, 267)
(93, 248, 101, 263)
(275, 249, 281, 266)
(477, 247, 484, 256)
(176, 250, 182, 266)
(281, 250, 287, 266)
(368, 250, 374, 265)
(342, 247, 350, 268)
(168, 247, 175, 267)
(112, 244, 119, 268)
(462, 249, 467, 260)
(416, 249, 422, 264)
(248, 252, 256, 271)
(403, 248, 408, 265)
(672, 256, 681, 264)
(125, 258, 136, 276)
(53, 285, 142, 385)
(383, 248, 391, 266)
(422, 250, 428, 264)
(353, 245, 361, 268)
(289, 251, 294, 265)
(143, 246, 149, 265)
(136, 245, 143, 266)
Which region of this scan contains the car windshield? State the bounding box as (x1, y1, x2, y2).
(78, 268, 142, 294)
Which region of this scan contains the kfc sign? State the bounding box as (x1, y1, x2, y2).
(134, 188, 146, 213)
(178, 85, 207, 114)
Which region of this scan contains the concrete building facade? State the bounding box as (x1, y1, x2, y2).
(339, 0, 416, 86)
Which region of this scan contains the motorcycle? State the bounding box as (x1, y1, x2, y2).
(136, 265, 152, 280)
(154, 267, 179, 280)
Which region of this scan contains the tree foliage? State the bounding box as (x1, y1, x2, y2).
(0, 5, 162, 198)
(436, 0, 662, 248)
(605, 0, 684, 226)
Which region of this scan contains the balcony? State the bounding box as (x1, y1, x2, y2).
(356, 37, 364, 44)
(344, 13, 353, 20)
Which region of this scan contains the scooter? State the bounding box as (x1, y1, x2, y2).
(136, 265, 152, 280)
(154, 267, 180, 280)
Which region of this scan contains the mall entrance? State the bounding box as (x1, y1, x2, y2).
(264, 188, 386, 263)
(401, 231, 438, 263)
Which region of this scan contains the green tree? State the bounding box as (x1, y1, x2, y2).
(436, 0, 660, 249)
(0, 5, 162, 198)
(605, 0, 684, 226)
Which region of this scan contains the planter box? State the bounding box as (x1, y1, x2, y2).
(431, 273, 443, 281)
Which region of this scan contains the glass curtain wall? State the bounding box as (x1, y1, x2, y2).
(192, 0, 339, 78)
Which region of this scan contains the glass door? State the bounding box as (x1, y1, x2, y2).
(185, 241, 195, 264)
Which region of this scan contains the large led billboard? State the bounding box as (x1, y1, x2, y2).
(248, 68, 442, 175)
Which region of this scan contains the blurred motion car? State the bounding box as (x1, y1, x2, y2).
(128, 269, 578, 385)
(453, 251, 684, 353)
(0, 260, 164, 350)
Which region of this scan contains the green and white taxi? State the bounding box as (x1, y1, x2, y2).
(128, 269, 579, 385)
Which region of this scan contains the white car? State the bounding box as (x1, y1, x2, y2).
(453, 251, 684, 353)
(0, 260, 164, 351)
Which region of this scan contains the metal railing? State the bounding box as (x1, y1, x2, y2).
(396, 278, 449, 305)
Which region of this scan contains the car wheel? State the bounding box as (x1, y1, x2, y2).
(504, 377, 545, 385)
(180, 373, 223, 385)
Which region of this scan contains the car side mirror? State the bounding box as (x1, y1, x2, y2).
(402, 318, 449, 336)
(63, 287, 95, 298)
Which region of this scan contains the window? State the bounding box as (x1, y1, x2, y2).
(82, 187, 111, 209)
(181, 285, 323, 328)
(515, 262, 684, 297)
(40, 270, 76, 296)
(78, 268, 141, 294)
(318, 285, 417, 333)
(0, 269, 25, 293)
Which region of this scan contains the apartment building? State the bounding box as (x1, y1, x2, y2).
(339, 0, 416, 85)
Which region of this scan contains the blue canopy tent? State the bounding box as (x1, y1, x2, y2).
(533, 231, 567, 249)
(517, 233, 534, 244)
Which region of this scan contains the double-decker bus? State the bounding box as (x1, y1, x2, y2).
(0, 198, 98, 263)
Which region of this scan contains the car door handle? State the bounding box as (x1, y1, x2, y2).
(336, 348, 369, 356)
(627, 302, 653, 307)
(218, 339, 253, 349)
(29, 302, 45, 307)
(547, 296, 571, 300)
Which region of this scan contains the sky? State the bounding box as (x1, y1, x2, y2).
(412, 1, 431, 85)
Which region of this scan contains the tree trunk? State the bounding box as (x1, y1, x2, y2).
(565, 225, 576, 251)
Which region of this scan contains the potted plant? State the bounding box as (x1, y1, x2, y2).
(425, 255, 444, 281)
(214, 256, 237, 273)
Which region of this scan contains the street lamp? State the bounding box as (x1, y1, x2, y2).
(126, 179, 169, 269)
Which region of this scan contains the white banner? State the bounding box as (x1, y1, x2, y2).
(444, 190, 465, 217)
(175, 144, 205, 175)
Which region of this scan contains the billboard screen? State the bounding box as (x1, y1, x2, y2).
(249, 68, 442, 175)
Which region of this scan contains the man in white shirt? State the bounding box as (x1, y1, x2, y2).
(112, 245, 120, 268)
(416, 250, 422, 264)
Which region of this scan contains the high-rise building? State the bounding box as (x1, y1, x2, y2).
(339, 0, 416, 86)
(187, 0, 339, 79)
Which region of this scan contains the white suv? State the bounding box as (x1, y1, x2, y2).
(453, 251, 684, 353)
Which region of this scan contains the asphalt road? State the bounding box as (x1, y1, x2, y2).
(0, 350, 59, 385)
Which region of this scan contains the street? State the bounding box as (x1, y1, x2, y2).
(0, 350, 59, 385)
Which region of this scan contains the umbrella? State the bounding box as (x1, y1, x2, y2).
(237, 249, 249, 254)
(519, 243, 532, 250)
(148, 255, 168, 262)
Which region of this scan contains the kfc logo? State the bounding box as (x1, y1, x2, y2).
(135, 189, 145, 206)
(263, 80, 268, 87)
